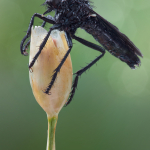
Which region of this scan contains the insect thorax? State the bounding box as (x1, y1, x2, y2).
(54, 0, 92, 33)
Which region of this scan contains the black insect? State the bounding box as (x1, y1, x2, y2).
(20, 0, 143, 106)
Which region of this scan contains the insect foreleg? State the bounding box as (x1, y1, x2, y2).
(44, 32, 73, 94)
(65, 35, 106, 106)
(29, 24, 61, 69)
(22, 21, 47, 55)
(20, 13, 56, 55)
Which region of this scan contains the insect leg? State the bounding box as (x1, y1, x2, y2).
(22, 21, 47, 56)
(65, 35, 106, 106)
(72, 35, 105, 53)
(20, 13, 56, 55)
(44, 32, 73, 94)
(29, 24, 61, 69)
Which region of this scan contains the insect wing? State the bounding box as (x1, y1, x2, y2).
(83, 9, 142, 69)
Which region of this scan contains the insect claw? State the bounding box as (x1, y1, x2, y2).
(73, 72, 76, 75)
(28, 63, 33, 72)
(42, 89, 51, 95)
(23, 51, 29, 56)
(47, 91, 51, 95)
(29, 67, 33, 73)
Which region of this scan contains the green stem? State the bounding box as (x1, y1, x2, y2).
(46, 116, 58, 150)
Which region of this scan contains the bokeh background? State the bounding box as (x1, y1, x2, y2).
(1, 0, 150, 149)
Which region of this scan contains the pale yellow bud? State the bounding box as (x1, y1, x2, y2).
(29, 26, 72, 118)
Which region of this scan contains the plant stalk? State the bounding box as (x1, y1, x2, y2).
(46, 116, 58, 150)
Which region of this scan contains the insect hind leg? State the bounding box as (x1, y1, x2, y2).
(65, 35, 106, 106)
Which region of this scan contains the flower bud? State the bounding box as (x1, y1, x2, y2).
(29, 26, 72, 118)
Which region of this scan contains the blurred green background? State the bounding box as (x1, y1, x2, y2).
(0, 0, 150, 149)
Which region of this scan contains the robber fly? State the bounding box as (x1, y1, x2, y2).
(20, 0, 143, 106)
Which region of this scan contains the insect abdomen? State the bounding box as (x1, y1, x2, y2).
(82, 15, 142, 69)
